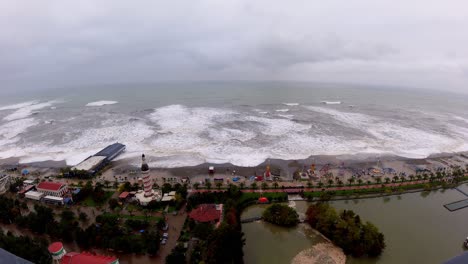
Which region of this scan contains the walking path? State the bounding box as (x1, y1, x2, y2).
(454, 187, 468, 197)
(190, 180, 429, 194)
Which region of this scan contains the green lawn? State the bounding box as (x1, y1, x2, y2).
(106, 213, 162, 222)
(81, 191, 114, 207)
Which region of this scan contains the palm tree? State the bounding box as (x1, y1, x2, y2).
(205, 182, 212, 190)
(416, 175, 422, 181)
(327, 179, 334, 187)
(240, 182, 245, 189)
(273, 182, 279, 189)
(318, 182, 324, 188)
(409, 175, 415, 182)
(337, 180, 344, 187)
(251, 182, 258, 190)
(376, 177, 382, 184)
(143, 209, 149, 221)
(392, 176, 399, 183)
(128, 207, 134, 217)
(357, 179, 363, 186)
(306, 182, 313, 189)
(261, 182, 268, 190)
(104, 180, 110, 188)
(193, 182, 200, 190)
(367, 180, 372, 186)
(216, 182, 222, 190)
(348, 178, 355, 186)
(385, 177, 391, 184)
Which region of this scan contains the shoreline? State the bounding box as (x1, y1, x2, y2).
(2, 151, 467, 180)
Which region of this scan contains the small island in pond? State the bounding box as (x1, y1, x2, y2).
(262, 203, 299, 227)
(306, 203, 386, 257)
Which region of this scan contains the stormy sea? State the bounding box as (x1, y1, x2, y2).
(0, 82, 467, 168)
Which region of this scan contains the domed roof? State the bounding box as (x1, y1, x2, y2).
(141, 154, 149, 172)
(258, 197, 269, 203)
(48, 242, 63, 253)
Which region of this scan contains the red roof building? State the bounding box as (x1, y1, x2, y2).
(258, 197, 269, 203)
(60, 252, 119, 264)
(36, 182, 68, 197)
(118, 191, 129, 199)
(189, 204, 222, 223)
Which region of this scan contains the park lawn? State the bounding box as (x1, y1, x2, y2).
(82, 191, 114, 207)
(107, 213, 162, 222)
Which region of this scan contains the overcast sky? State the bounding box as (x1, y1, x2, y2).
(1, 1, 468, 93)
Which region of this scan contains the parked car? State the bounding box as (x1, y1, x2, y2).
(162, 223, 169, 231)
(161, 238, 167, 245)
(163, 233, 169, 239)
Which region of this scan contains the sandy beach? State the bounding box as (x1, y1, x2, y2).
(1, 151, 467, 195)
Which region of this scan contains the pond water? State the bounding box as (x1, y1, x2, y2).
(242, 187, 468, 264)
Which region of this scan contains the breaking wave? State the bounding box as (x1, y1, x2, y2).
(86, 100, 118, 106)
(0, 100, 467, 168)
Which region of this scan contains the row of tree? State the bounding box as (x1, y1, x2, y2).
(306, 203, 385, 257)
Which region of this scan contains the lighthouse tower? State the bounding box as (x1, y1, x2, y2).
(48, 242, 66, 264)
(141, 154, 153, 197)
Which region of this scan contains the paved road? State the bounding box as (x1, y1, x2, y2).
(152, 205, 187, 263)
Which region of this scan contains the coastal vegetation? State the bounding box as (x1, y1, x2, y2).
(0, 195, 162, 256)
(262, 203, 299, 227)
(306, 203, 385, 257)
(168, 185, 246, 264)
(74, 181, 113, 206)
(0, 231, 51, 264)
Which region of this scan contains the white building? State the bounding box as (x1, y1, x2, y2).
(43, 195, 64, 205)
(36, 182, 68, 197)
(25, 191, 44, 201)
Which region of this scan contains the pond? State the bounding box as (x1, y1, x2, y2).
(242, 187, 468, 264)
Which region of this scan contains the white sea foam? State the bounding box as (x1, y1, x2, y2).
(321, 101, 342, 105)
(275, 109, 289, 112)
(0, 101, 38, 111)
(304, 106, 463, 158)
(0, 118, 39, 141)
(3, 101, 57, 121)
(2, 100, 466, 168)
(86, 100, 118, 107)
(453, 116, 468, 125)
(283, 103, 299, 106)
(245, 116, 310, 136)
(150, 104, 234, 133)
(208, 128, 256, 142)
(11, 120, 155, 166)
(277, 114, 294, 119)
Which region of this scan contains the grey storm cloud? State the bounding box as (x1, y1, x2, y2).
(1, 0, 468, 93)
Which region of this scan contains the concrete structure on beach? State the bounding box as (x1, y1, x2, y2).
(72, 143, 126, 176)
